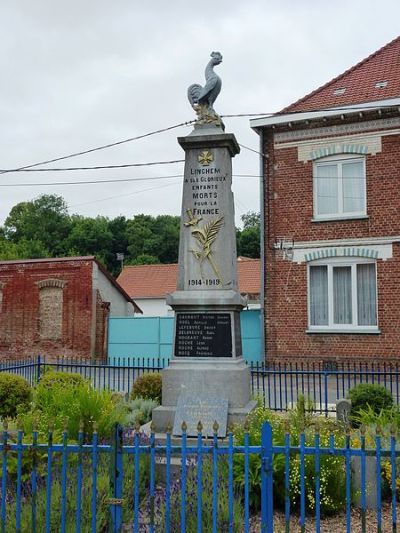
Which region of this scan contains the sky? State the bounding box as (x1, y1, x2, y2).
(0, 0, 399, 227)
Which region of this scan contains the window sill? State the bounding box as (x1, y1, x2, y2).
(312, 215, 369, 223)
(306, 328, 380, 335)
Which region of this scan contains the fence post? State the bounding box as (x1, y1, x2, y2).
(109, 423, 124, 533)
(261, 422, 274, 533)
(323, 370, 329, 417)
(37, 355, 41, 383)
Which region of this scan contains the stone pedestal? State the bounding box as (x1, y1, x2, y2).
(152, 123, 256, 433)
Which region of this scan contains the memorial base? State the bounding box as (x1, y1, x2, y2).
(152, 401, 257, 434)
(152, 358, 256, 433)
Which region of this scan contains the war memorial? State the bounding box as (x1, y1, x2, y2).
(152, 52, 256, 436)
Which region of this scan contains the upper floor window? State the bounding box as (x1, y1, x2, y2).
(313, 156, 366, 220)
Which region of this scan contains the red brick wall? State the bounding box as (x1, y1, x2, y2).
(95, 292, 109, 359)
(0, 259, 99, 360)
(267, 133, 400, 242)
(263, 123, 400, 364)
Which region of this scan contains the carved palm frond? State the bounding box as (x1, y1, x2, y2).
(202, 216, 224, 248)
(189, 215, 224, 284)
(190, 250, 204, 261)
(191, 228, 207, 246)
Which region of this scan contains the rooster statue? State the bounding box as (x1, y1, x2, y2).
(187, 51, 223, 126)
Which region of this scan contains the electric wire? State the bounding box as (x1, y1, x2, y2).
(0, 173, 261, 188)
(68, 180, 181, 208)
(238, 143, 266, 157)
(0, 120, 194, 175)
(0, 175, 183, 187)
(0, 159, 185, 173)
(1, 102, 396, 177)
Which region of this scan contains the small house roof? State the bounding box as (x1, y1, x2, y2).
(117, 259, 261, 299)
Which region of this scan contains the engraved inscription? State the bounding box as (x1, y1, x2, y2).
(173, 395, 228, 437)
(175, 313, 232, 358)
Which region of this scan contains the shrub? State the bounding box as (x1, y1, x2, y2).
(20, 380, 126, 442)
(351, 403, 400, 431)
(233, 405, 285, 509)
(0, 373, 31, 419)
(348, 384, 393, 424)
(130, 373, 162, 403)
(233, 404, 347, 515)
(38, 370, 87, 388)
(125, 397, 159, 427)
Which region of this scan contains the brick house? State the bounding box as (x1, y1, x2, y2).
(0, 256, 141, 360)
(251, 36, 400, 365)
(117, 257, 261, 316)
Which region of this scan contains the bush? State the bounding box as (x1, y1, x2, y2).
(351, 403, 400, 431)
(125, 397, 159, 427)
(0, 373, 31, 419)
(20, 379, 126, 442)
(233, 404, 346, 515)
(130, 373, 162, 403)
(348, 384, 393, 424)
(38, 370, 87, 388)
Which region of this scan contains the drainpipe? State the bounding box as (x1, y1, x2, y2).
(259, 129, 266, 363)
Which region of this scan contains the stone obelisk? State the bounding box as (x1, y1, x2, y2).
(152, 52, 255, 435)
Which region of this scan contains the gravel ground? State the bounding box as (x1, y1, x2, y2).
(130, 504, 399, 532)
(249, 503, 399, 532)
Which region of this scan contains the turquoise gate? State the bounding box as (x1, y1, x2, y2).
(108, 309, 261, 363)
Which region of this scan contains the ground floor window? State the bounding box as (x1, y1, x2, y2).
(308, 260, 377, 331)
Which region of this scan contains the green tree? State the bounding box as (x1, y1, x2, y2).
(4, 195, 71, 256)
(149, 215, 180, 263)
(241, 211, 261, 230)
(108, 216, 129, 275)
(64, 215, 114, 267)
(128, 254, 160, 266)
(126, 214, 180, 264)
(125, 214, 155, 261)
(0, 237, 50, 260)
(237, 211, 260, 258)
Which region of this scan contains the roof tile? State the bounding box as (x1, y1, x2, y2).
(282, 36, 400, 113)
(117, 260, 260, 298)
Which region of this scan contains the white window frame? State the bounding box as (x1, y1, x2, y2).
(307, 257, 379, 333)
(313, 155, 367, 220)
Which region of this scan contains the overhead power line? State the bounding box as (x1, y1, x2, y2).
(0, 120, 194, 176)
(68, 180, 181, 208)
(0, 173, 260, 188)
(0, 175, 183, 187)
(238, 143, 266, 157)
(1, 103, 392, 177)
(0, 159, 185, 173)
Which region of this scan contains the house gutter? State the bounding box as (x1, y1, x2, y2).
(250, 97, 400, 129)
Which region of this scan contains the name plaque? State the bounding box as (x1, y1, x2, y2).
(175, 312, 232, 357)
(173, 395, 228, 437)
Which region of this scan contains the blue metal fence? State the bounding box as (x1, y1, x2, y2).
(251, 361, 400, 415)
(2, 357, 400, 415)
(0, 421, 398, 532)
(0, 356, 167, 391)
